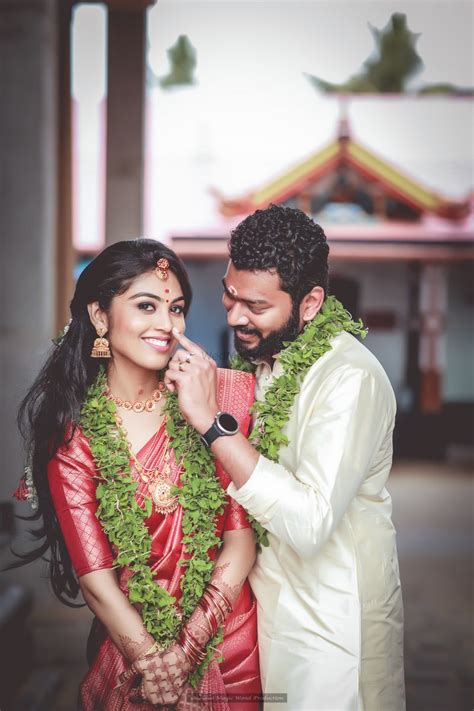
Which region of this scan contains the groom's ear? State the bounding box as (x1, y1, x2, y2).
(299, 287, 325, 323)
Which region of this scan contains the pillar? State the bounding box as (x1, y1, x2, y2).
(0, 0, 60, 501)
(56, 0, 75, 329)
(105, 0, 154, 244)
(419, 264, 447, 413)
(404, 262, 422, 409)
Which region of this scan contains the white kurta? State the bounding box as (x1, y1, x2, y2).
(228, 332, 405, 711)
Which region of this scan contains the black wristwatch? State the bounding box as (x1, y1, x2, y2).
(200, 411, 239, 447)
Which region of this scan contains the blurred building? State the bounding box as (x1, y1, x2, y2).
(170, 114, 474, 460)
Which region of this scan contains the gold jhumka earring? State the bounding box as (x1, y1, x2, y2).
(91, 326, 111, 359)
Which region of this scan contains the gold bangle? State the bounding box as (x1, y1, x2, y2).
(137, 640, 162, 660)
(118, 667, 138, 685)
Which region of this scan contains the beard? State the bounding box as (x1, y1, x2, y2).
(233, 301, 301, 361)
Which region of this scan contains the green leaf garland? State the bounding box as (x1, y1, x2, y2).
(80, 369, 227, 683)
(232, 296, 367, 546)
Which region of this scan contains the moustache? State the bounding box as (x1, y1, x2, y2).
(234, 326, 262, 338)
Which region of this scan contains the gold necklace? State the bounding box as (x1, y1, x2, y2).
(107, 382, 165, 413)
(115, 413, 179, 515)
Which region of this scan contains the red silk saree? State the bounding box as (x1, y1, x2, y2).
(47, 369, 261, 710)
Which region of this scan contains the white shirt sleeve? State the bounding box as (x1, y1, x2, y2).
(228, 364, 395, 558)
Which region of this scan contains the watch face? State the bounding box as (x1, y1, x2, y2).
(217, 412, 238, 434)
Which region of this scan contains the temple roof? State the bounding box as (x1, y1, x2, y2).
(216, 119, 470, 221)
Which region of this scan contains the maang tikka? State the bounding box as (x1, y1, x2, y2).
(155, 258, 169, 281)
(91, 326, 111, 359)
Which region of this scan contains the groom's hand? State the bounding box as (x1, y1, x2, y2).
(165, 329, 219, 434)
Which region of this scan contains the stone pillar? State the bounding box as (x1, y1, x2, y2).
(56, 0, 75, 329)
(105, 0, 154, 244)
(0, 0, 59, 500)
(404, 262, 422, 409)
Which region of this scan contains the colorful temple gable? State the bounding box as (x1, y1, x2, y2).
(216, 118, 470, 223)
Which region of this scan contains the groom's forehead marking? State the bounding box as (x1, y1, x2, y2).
(222, 278, 269, 306)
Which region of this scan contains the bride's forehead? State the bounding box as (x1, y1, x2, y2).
(124, 270, 181, 293)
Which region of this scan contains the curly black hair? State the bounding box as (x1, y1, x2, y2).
(228, 204, 329, 304)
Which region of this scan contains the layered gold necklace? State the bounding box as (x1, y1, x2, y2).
(109, 383, 179, 515)
(126, 432, 179, 515)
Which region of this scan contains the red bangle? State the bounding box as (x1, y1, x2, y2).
(207, 582, 232, 614)
(178, 628, 206, 667)
(203, 588, 228, 625)
(200, 594, 220, 637)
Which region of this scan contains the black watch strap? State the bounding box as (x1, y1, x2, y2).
(201, 411, 239, 447)
(201, 424, 222, 447)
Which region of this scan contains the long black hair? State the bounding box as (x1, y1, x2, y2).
(13, 239, 192, 604)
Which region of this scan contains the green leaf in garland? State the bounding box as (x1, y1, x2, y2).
(144, 496, 153, 519)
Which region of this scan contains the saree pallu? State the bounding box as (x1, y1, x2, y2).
(48, 369, 261, 710)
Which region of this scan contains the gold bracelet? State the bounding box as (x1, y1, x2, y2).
(118, 667, 138, 685)
(138, 641, 162, 660)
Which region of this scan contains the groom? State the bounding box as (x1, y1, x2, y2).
(165, 204, 405, 711)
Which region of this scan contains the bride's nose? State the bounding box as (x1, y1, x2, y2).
(154, 305, 173, 332)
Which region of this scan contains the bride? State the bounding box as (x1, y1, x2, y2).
(14, 239, 260, 709)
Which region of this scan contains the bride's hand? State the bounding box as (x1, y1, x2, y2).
(130, 642, 192, 706)
(177, 683, 210, 710)
(165, 330, 219, 434)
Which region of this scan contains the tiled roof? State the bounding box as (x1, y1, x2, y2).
(217, 129, 469, 221)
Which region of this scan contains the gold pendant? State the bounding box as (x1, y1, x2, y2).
(148, 475, 179, 515)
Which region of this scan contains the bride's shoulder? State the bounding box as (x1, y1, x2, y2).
(216, 366, 255, 389)
(216, 368, 255, 421)
(57, 423, 92, 458)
